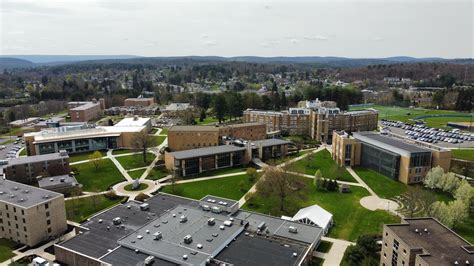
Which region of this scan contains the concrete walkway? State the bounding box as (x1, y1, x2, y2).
(112, 179, 159, 200)
(65, 191, 108, 201)
(107, 149, 133, 182)
(287, 171, 364, 187)
(312, 237, 355, 266)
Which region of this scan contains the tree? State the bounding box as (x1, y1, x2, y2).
(430, 201, 453, 227)
(449, 199, 469, 228)
(256, 166, 304, 212)
(440, 172, 460, 193)
(454, 180, 474, 202)
(345, 245, 364, 266)
(356, 235, 378, 257)
(107, 118, 114, 126)
(88, 151, 103, 171)
(314, 169, 322, 187)
(132, 130, 157, 163)
(212, 94, 227, 123)
(246, 167, 258, 183)
(423, 166, 444, 189)
(199, 109, 206, 122)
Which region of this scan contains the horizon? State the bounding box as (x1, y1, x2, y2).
(1, 0, 472, 58)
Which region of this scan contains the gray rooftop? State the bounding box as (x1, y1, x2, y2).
(251, 138, 292, 147)
(70, 101, 100, 111)
(353, 131, 431, 155)
(38, 174, 80, 189)
(169, 145, 246, 160)
(101, 246, 177, 266)
(117, 205, 245, 265)
(6, 151, 69, 166)
(169, 125, 219, 132)
(201, 195, 238, 209)
(386, 218, 473, 265)
(0, 179, 63, 208)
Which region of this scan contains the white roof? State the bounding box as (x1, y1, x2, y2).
(291, 204, 333, 229)
(114, 117, 150, 127)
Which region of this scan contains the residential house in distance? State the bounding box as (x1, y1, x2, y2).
(0, 179, 67, 247)
(381, 217, 473, 266)
(332, 131, 451, 184)
(3, 151, 70, 184)
(68, 99, 105, 122)
(8, 117, 40, 128)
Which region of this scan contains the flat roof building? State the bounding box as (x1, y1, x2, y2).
(124, 97, 155, 107)
(165, 139, 291, 177)
(68, 100, 103, 123)
(3, 151, 70, 184)
(0, 179, 67, 246)
(381, 217, 473, 266)
(38, 174, 81, 195)
(24, 117, 149, 156)
(168, 123, 267, 151)
(55, 193, 323, 266)
(332, 131, 451, 184)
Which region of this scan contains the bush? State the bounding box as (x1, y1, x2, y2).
(104, 191, 121, 200)
(135, 193, 150, 202)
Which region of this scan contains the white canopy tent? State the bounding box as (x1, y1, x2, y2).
(291, 204, 333, 235)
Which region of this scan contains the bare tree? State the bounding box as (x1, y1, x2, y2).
(132, 130, 157, 163)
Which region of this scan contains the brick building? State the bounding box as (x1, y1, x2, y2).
(68, 101, 103, 122)
(0, 179, 67, 247)
(3, 151, 70, 184)
(124, 97, 155, 107)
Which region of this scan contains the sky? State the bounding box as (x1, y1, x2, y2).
(0, 0, 473, 58)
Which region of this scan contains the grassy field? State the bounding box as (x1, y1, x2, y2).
(146, 168, 169, 180)
(316, 240, 333, 253)
(266, 150, 310, 166)
(311, 257, 324, 266)
(291, 150, 356, 182)
(161, 174, 254, 200)
(243, 176, 400, 241)
(74, 159, 125, 191)
(192, 166, 246, 178)
(455, 214, 474, 244)
(69, 150, 106, 163)
(350, 104, 472, 128)
(116, 153, 156, 170)
(0, 238, 18, 263)
(112, 149, 136, 155)
(155, 135, 167, 145)
(354, 167, 407, 198)
(65, 195, 124, 223)
(18, 148, 26, 156)
(128, 169, 147, 179)
(451, 149, 474, 161)
(159, 128, 168, 135)
(195, 117, 219, 125)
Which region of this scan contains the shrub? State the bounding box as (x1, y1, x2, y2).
(135, 193, 150, 202)
(104, 191, 121, 200)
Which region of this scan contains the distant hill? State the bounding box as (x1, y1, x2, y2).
(0, 57, 35, 70)
(0, 55, 472, 70)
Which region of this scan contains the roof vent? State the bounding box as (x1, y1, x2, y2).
(219, 225, 225, 230)
(50, 178, 54, 182)
(455, 261, 459, 265)
(13, 186, 19, 190)
(415, 228, 419, 233)
(0, 191, 4, 195)
(466, 261, 470, 265)
(289, 226, 298, 233)
(9, 194, 15, 198)
(184, 235, 193, 244)
(18, 198, 25, 202)
(182, 254, 188, 260)
(197, 244, 203, 249)
(43, 195, 49, 199)
(153, 231, 162, 240)
(23, 190, 29, 194)
(292, 252, 298, 257)
(208, 218, 215, 226)
(424, 228, 428, 233)
(137, 235, 143, 240)
(98, 219, 103, 223)
(180, 215, 188, 223)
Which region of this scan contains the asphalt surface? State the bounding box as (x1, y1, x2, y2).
(385, 126, 474, 149)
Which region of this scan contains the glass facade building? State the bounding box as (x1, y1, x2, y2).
(360, 143, 401, 180)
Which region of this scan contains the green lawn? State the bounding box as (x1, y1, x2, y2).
(195, 117, 219, 125)
(112, 149, 136, 155)
(350, 104, 472, 129)
(454, 214, 474, 244)
(161, 174, 255, 200)
(0, 238, 18, 263)
(18, 148, 26, 156)
(159, 128, 168, 135)
(291, 150, 356, 182)
(74, 159, 125, 192)
(316, 240, 333, 253)
(311, 257, 325, 266)
(116, 153, 156, 170)
(354, 167, 407, 199)
(146, 168, 169, 180)
(266, 150, 310, 166)
(128, 169, 147, 179)
(65, 195, 124, 223)
(285, 135, 320, 145)
(192, 166, 246, 178)
(451, 149, 474, 161)
(155, 135, 167, 145)
(243, 176, 400, 241)
(69, 150, 106, 163)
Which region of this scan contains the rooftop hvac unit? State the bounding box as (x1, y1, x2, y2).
(184, 235, 193, 244)
(202, 205, 211, 211)
(144, 256, 154, 265)
(257, 222, 266, 231)
(223, 220, 232, 227)
(196, 244, 203, 249)
(288, 226, 298, 234)
(180, 215, 188, 223)
(211, 206, 221, 214)
(113, 217, 122, 225)
(153, 231, 162, 240)
(208, 218, 215, 226)
(140, 203, 149, 211)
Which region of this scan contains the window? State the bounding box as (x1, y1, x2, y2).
(46, 211, 50, 217)
(393, 239, 399, 250)
(392, 251, 398, 266)
(47, 220, 51, 225)
(45, 203, 49, 209)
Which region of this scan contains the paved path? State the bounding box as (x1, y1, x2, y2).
(345, 167, 376, 196)
(312, 237, 354, 266)
(107, 149, 133, 182)
(65, 191, 108, 201)
(287, 171, 364, 187)
(112, 179, 159, 200)
(3, 230, 77, 266)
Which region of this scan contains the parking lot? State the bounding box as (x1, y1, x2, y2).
(380, 120, 474, 149)
(0, 137, 25, 160)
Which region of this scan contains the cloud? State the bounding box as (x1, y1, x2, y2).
(260, 39, 280, 48)
(289, 39, 300, 44)
(200, 34, 209, 39)
(144, 42, 158, 47)
(373, 37, 384, 42)
(203, 40, 218, 46)
(6, 30, 25, 35)
(303, 35, 329, 41)
(264, 4, 271, 10)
